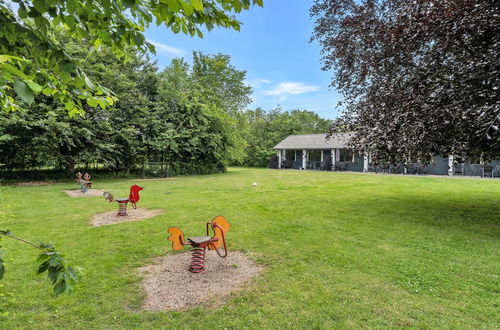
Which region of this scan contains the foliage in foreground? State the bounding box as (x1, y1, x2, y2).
(311, 0, 500, 163)
(0, 0, 262, 114)
(0, 231, 78, 296)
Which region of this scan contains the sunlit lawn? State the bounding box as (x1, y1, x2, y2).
(0, 168, 498, 328)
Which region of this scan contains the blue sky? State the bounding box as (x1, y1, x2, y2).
(144, 0, 342, 119)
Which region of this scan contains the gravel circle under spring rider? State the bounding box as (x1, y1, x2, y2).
(138, 251, 262, 311)
(89, 208, 164, 226)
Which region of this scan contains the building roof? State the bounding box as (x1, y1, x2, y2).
(273, 133, 353, 150)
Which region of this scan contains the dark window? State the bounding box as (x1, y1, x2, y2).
(285, 150, 296, 161)
(307, 150, 322, 162)
(339, 149, 352, 162)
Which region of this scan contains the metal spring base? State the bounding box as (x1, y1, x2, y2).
(117, 202, 128, 216)
(189, 247, 206, 273)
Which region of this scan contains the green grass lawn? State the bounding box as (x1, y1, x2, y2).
(0, 168, 499, 329)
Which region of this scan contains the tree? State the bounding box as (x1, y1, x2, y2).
(190, 52, 253, 164)
(0, 0, 262, 114)
(311, 0, 500, 164)
(152, 55, 250, 172)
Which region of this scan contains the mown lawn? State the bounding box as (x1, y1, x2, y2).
(0, 168, 498, 329)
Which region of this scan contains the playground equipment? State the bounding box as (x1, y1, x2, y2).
(103, 184, 144, 216)
(167, 216, 231, 273)
(76, 171, 92, 193)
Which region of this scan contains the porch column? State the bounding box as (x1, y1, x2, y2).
(277, 150, 282, 169)
(363, 153, 369, 172)
(336, 148, 340, 162)
(448, 155, 454, 176)
(331, 149, 336, 170)
(302, 149, 306, 169)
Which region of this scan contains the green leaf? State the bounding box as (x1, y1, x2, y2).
(191, 0, 203, 12)
(53, 280, 66, 296)
(58, 60, 75, 73)
(26, 80, 43, 93)
(106, 96, 114, 106)
(83, 73, 94, 89)
(18, 7, 28, 19)
(164, 0, 181, 11)
(38, 260, 49, 274)
(96, 97, 108, 108)
(87, 96, 98, 107)
(0, 250, 5, 280)
(123, 0, 136, 8)
(180, 2, 194, 15)
(232, 0, 242, 12)
(33, 0, 47, 13)
(0, 63, 29, 80)
(0, 55, 28, 64)
(13, 79, 34, 104)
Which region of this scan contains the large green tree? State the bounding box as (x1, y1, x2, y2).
(152, 54, 251, 172)
(0, 0, 262, 114)
(311, 0, 499, 163)
(191, 52, 252, 164)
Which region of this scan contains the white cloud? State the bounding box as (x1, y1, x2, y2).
(264, 82, 320, 96)
(246, 78, 272, 88)
(147, 40, 186, 56)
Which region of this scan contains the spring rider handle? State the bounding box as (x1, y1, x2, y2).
(206, 222, 228, 258)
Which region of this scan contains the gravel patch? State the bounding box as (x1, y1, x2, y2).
(138, 251, 262, 311)
(64, 189, 105, 198)
(90, 208, 164, 226)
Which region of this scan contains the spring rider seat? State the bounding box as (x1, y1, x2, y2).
(103, 184, 144, 216)
(167, 216, 231, 273)
(75, 171, 92, 193)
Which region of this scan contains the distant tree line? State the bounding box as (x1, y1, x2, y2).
(0, 38, 331, 177)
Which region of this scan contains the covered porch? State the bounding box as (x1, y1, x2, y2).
(276, 148, 365, 171)
(273, 133, 368, 172)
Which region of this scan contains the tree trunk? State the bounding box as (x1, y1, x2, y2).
(65, 159, 75, 177)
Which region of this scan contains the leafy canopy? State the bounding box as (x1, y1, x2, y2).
(311, 0, 500, 163)
(0, 0, 262, 114)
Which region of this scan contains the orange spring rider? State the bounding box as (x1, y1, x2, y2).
(167, 216, 231, 273)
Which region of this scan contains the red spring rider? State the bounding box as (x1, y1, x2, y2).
(103, 184, 144, 216)
(167, 216, 231, 273)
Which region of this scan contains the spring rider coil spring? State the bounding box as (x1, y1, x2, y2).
(190, 247, 206, 273)
(167, 216, 231, 273)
